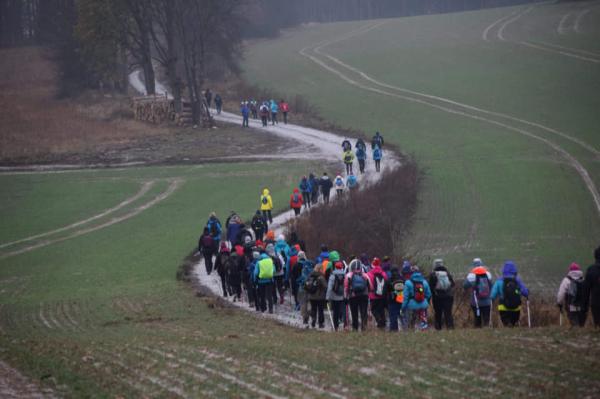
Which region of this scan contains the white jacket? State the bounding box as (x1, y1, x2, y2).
(556, 270, 584, 311)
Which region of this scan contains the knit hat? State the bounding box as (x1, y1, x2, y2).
(252, 251, 260, 260)
(298, 251, 307, 261)
(569, 262, 581, 271)
(266, 230, 275, 241)
(277, 234, 285, 242)
(334, 261, 344, 270)
(401, 261, 412, 275)
(472, 258, 483, 266)
(433, 258, 444, 267)
(372, 257, 381, 267)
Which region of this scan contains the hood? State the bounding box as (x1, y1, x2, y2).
(335, 175, 343, 180)
(472, 258, 483, 267)
(293, 188, 300, 193)
(372, 257, 381, 268)
(265, 243, 275, 256)
(321, 175, 330, 180)
(433, 258, 444, 268)
(472, 266, 488, 275)
(319, 251, 330, 259)
(266, 231, 275, 241)
(255, 210, 262, 215)
(567, 270, 584, 280)
(329, 250, 340, 262)
(260, 253, 269, 260)
(262, 188, 270, 196)
(410, 272, 424, 282)
(502, 261, 518, 277)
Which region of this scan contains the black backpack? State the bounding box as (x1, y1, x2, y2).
(566, 277, 584, 308)
(502, 277, 522, 309)
(262, 196, 268, 205)
(332, 273, 344, 296)
(305, 275, 319, 294)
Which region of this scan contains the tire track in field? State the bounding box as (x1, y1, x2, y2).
(0, 180, 155, 250)
(300, 23, 600, 219)
(0, 178, 183, 259)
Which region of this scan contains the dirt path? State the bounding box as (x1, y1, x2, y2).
(0, 361, 57, 398)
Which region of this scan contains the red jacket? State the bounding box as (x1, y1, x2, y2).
(290, 188, 303, 209)
(280, 102, 289, 112)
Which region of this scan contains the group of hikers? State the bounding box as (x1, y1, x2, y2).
(342, 132, 384, 175)
(240, 99, 290, 127)
(198, 217, 600, 331)
(203, 88, 223, 115)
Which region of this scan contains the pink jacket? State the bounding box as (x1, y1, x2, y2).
(367, 266, 388, 300)
(344, 271, 372, 298)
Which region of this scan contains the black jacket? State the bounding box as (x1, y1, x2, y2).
(584, 262, 600, 308)
(428, 265, 455, 299)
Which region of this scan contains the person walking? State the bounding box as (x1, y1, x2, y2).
(346, 173, 358, 190)
(198, 227, 215, 275)
(254, 253, 275, 313)
(214, 242, 232, 297)
(367, 257, 388, 329)
(250, 100, 258, 119)
(206, 212, 222, 249)
(297, 252, 314, 326)
(402, 267, 432, 331)
(557, 263, 586, 327)
(320, 173, 333, 204)
(299, 176, 312, 209)
(326, 261, 347, 331)
(204, 88, 212, 108)
(345, 260, 370, 331)
(270, 99, 279, 125)
(305, 264, 328, 328)
(356, 138, 366, 152)
(356, 145, 367, 174)
(463, 259, 493, 328)
(373, 145, 382, 172)
(214, 93, 223, 114)
(490, 261, 529, 327)
(371, 131, 384, 149)
(343, 149, 354, 175)
(290, 188, 303, 216)
(309, 173, 319, 205)
(260, 188, 273, 224)
(428, 258, 455, 330)
(266, 243, 286, 305)
(583, 246, 600, 327)
(280, 99, 289, 124)
(251, 210, 267, 241)
(334, 174, 345, 197)
(387, 266, 406, 331)
(241, 102, 250, 127)
(259, 102, 269, 127)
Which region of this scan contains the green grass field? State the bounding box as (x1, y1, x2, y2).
(243, 1, 600, 286)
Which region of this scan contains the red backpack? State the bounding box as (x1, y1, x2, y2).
(413, 281, 425, 303)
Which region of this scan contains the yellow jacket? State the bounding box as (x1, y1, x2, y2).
(260, 188, 273, 210)
(343, 150, 354, 164)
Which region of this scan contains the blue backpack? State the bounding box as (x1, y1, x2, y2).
(351, 272, 367, 295)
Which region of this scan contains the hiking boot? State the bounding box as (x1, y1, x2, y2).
(318, 324, 325, 329)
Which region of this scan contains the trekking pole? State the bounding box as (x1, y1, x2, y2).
(559, 309, 563, 327)
(527, 299, 531, 328)
(327, 301, 335, 331)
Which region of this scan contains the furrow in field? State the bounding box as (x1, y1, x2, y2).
(300, 24, 600, 220)
(0, 180, 155, 250)
(518, 40, 600, 63)
(482, 10, 519, 41)
(557, 11, 574, 35)
(531, 40, 600, 57)
(0, 178, 183, 259)
(574, 8, 593, 33)
(497, 6, 534, 41)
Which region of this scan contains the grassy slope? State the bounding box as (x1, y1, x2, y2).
(242, 2, 600, 285)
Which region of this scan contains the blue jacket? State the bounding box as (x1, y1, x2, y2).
(254, 254, 275, 285)
(270, 101, 278, 113)
(241, 105, 250, 117)
(206, 218, 222, 240)
(373, 148, 382, 161)
(274, 238, 291, 278)
(490, 261, 529, 310)
(226, 223, 242, 244)
(347, 175, 358, 188)
(356, 147, 366, 160)
(299, 178, 311, 194)
(308, 175, 319, 193)
(402, 272, 432, 311)
(297, 259, 314, 290)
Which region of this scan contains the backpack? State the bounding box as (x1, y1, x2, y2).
(258, 258, 274, 279)
(200, 235, 214, 250)
(475, 274, 491, 300)
(413, 280, 425, 303)
(392, 281, 405, 303)
(332, 273, 344, 296)
(335, 177, 343, 187)
(351, 273, 367, 295)
(566, 277, 584, 308)
(356, 148, 365, 159)
(434, 270, 451, 292)
(344, 153, 353, 163)
(292, 193, 300, 203)
(261, 196, 268, 205)
(375, 274, 386, 296)
(273, 255, 283, 273)
(502, 277, 521, 309)
(305, 275, 319, 294)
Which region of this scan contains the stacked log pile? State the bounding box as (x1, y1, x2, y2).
(132, 95, 175, 124)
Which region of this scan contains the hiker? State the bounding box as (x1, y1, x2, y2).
(371, 131, 384, 149)
(319, 173, 333, 204)
(228, 251, 244, 302)
(326, 261, 347, 331)
(290, 188, 303, 216)
(198, 227, 215, 275)
(297, 251, 314, 326)
(334, 174, 345, 197)
(299, 176, 312, 209)
(346, 173, 358, 190)
(381, 256, 392, 279)
(214, 242, 231, 297)
(305, 264, 328, 328)
(259, 102, 269, 126)
(428, 258, 455, 330)
(274, 235, 290, 296)
(264, 230, 276, 246)
(463, 259, 493, 328)
(254, 253, 275, 313)
(557, 263, 586, 327)
(401, 261, 413, 281)
(402, 266, 432, 331)
(288, 231, 306, 252)
(387, 266, 407, 331)
(342, 139, 352, 152)
(288, 245, 301, 309)
(204, 88, 212, 108)
(225, 211, 243, 246)
(260, 188, 273, 224)
(309, 173, 320, 205)
(373, 145, 382, 172)
(360, 253, 371, 272)
(266, 243, 286, 305)
(356, 138, 366, 152)
(247, 251, 260, 309)
(206, 212, 222, 248)
(214, 94, 223, 114)
(345, 259, 370, 331)
(250, 100, 258, 119)
(251, 210, 267, 241)
(280, 99, 289, 124)
(583, 246, 600, 327)
(367, 257, 388, 329)
(343, 149, 354, 175)
(241, 102, 250, 127)
(270, 99, 278, 125)
(490, 261, 529, 327)
(356, 145, 367, 174)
